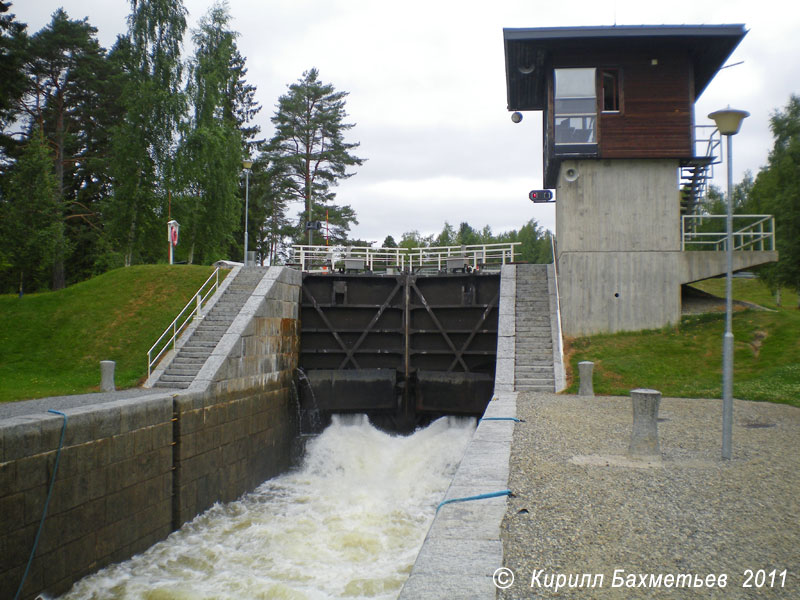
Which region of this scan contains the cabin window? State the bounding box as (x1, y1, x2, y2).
(554, 68, 596, 145)
(600, 69, 621, 112)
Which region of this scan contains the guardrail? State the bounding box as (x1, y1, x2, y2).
(147, 267, 222, 377)
(290, 243, 521, 273)
(681, 215, 775, 251)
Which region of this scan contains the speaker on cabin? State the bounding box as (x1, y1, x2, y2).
(564, 167, 579, 182)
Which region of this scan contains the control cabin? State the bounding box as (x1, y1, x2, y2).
(503, 25, 747, 188)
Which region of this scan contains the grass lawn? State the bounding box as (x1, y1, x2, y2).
(564, 279, 800, 408)
(0, 265, 225, 403)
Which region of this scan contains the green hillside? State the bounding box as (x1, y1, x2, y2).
(565, 279, 800, 407)
(0, 265, 225, 403)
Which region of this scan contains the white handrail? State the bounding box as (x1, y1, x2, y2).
(550, 235, 565, 391)
(681, 215, 775, 252)
(290, 243, 521, 273)
(147, 267, 221, 377)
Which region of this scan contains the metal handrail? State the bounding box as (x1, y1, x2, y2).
(681, 215, 775, 252)
(291, 243, 521, 273)
(147, 267, 221, 377)
(407, 243, 521, 271)
(550, 235, 564, 389)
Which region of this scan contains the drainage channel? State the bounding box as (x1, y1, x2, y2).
(53, 416, 476, 600)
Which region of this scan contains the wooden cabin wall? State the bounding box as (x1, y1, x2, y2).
(553, 47, 695, 159)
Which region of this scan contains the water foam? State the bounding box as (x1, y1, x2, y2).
(59, 415, 475, 600)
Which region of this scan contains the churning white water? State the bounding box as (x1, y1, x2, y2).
(59, 415, 475, 600)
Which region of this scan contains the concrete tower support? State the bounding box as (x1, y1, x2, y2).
(556, 159, 683, 336)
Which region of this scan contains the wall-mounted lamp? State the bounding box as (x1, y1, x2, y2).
(511, 112, 523, 123)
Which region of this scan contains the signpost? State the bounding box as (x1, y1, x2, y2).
(167, 220, 179, 265)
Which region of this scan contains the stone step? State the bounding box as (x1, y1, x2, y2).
(153, 380, 191, 389)
(169, 356, 208, 370)
(515, 330, 552, 338)
(181, 341, 217, 348)
(515, 383, 555, 392)
(158, 374, 195, 383)
(516, 347, 553, 355)
(515, 378, 555, 388)
(515, 359, 554, 367)
(192, 326, 227, 334)
(516, 337, 553, 345)
(517, 362, 554, 371)
(173, 349, 210, 358)
(516, 300, 550, 308)
(164, 366, 201, 376)
(516, 329, 552, 337)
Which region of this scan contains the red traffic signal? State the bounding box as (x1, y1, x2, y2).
(529, 189, 554, 203)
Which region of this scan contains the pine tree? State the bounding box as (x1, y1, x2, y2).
(269, 68, 363, 246)
(0, 1, 27, 163)
(17, 9, 108, 288)
(0, 128, 58, 294)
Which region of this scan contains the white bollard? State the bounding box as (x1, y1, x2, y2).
(100, 360, 116, 392)
(628, 388, 661, 458)
(578, 361, 594, 397)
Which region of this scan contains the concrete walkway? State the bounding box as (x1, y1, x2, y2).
(0, 388, 179, 420)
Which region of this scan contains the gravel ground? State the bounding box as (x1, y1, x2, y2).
(500, 393, 800, 599)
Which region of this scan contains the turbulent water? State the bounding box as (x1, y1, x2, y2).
(58, 415, 475, 600)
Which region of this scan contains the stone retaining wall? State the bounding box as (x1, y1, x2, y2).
(0, 395, 174, 598)
(0, 267, 301, 599)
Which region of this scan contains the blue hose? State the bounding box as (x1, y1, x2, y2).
(479, 417, 523, 422)
(436, 489, 512, 512)
(14, 410, 67, 600)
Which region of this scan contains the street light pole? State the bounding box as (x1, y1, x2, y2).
(243, 159, 253, 266)
(708, 108, 749, 460)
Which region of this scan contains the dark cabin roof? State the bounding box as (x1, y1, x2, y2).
(504, 25, 747, 111)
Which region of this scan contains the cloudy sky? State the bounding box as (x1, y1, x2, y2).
(13, 0, 799, 244)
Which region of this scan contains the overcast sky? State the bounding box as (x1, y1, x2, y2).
(12, 0, 800, 244)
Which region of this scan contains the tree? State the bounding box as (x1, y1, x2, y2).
(15, 9, 109, 288)
(247, 158, 292, 265)
(107, 0, 187, 266)
(0, 128, 58, 294)
(269, 68, 363, 246)
(749, 95, 800, 304)
(0, 1, 27, 163)
(435, 222, 456, 247)
(382, 235, 398, 248)
(176, 2, 259, 264)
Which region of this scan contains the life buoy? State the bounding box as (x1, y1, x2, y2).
(171, 226, 178, 246)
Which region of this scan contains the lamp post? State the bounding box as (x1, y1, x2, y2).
(243, 159, 253, 266)
(708, 107, 749, 460)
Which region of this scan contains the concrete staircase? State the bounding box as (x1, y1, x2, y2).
(514, 264, 556, 392)
(153, 268, 266, 389)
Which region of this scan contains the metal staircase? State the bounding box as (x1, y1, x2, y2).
(680, 125, 721, 216)
(514, 264, 556, 392)
(152, 268, 266, 389)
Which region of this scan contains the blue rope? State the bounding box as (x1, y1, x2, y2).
(479, 417, 523, 422)
(436, 489, 512, 512)
(14, 410, 67, 600)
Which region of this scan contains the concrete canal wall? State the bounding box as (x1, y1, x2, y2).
(0, 267, 301, 599)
